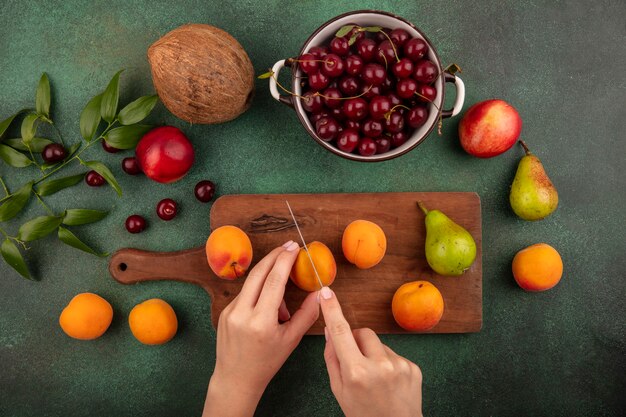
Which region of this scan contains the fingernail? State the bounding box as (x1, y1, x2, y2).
(320, 286, 333, 300)
(282, 240, 294, 248)
(324, 327, 329, 341)
(286, 241, 299, 252)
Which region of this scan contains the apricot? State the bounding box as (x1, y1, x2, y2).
(129, 298, 178, 345)
(342, 220, 387, 269)
(512, 243, 563, 291)
(392, 281, 444, 331)
(59, 293, 113, 340)
(290, 241, 337, 292)
(206, 225, 253, 279)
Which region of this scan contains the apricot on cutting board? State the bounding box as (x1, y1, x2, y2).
(206, 225, 253, 279)
(392, 281, 444, 331)
(59, 293, 113, 340)
(290, 241, 337, 291)
(342, 220, 387, 269)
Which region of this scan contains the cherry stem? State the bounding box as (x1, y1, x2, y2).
(417, 201, 429, 215)
(385, 104, 410, 120)
(519, 140, 531, 155)
(376, 29, 401, 63)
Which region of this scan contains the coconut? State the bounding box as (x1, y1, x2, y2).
(148, 24, 255, 124)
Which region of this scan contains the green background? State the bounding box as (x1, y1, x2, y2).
(1, 0, 624, 416)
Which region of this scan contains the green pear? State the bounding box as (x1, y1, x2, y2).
(417, 202, 477, 276)
(510, 141, 558, 221)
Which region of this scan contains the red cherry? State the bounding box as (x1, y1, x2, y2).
(310, 111, 331, 125)
(195, 180, 216, 202)
(125, 215, 146, 234)
(404, 38, 429, 61)
(322, 87, 343, 109)
(406, 106, 429, 128)
(135, 126, 194, 184)
(356, 38, 377, 61)
(336, 129, 360, 153)
(156, 198, 178, 221)
(322, 54, 345, 78)
(391, 131, 410, 148)
(387, 93, 402, 107)
(315, 117, 340, 141)
(85, 170, 105, 187)
(298, 53, 319, 75)
(301, 91, 324, 113)
(362, 119, 384, 138)
(309, 46, 328, 58)
(122, 157, 142, 175)
(42, 143, 67, 163)
(344, 120, 361, 131)
(413, 60, 438, 84)
(396, 78, 418, 99)
(385, 111, 405, 133)
(331, 107, 346, 121)
(389, 29, 410, 47)
(339, 76, 361, 95)
(308, 71, 329, 90)
(345, 54, 364, 75)
(330, 37, 350, 56)
(343, 24, 365, 43)
(376, 40, 397, 65)
(392, 58, 414, 79)
(375, 137, 392, 154)
(342, 98, 368, 121)
(358, 138, 377, 156)
(369, 96, 392, 120)
(360, 84, 382, 100)
(101, 140, 121, 153)
(361, 63, 387, 86)
(416, 84, 437, 102)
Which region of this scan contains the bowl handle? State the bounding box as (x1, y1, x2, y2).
(268, 59, 294, 108)
(441, 72, 465, 118)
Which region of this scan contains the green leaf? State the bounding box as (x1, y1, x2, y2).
(17, 215, 62, 242)
(62, 209, 108, 226)
(36, 73, 51, 117)
(100, 70, 123, 123)
(36, 173, 85, 196)
(66, 142, 81, 158)
(257, 71, 274, 79)
(0, 144, 33, 168)
(4, 137, 53, 152)
(83, 160, 121, 196)
(348, 35, 359, 46)
(104, 125, 152, 149)
(335, 25, 356, 38)
(445, 63, 462, 75)
(80, 94, 102, 141)
(1, 238, 31, 279)
(58, 226, 107, 257)
(0, 111, 26, 139)
(0, 182, 33, 222)
(118, 95, 158, 125)
(21, 114, 39, 143)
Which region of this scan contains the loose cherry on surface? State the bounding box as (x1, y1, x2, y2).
(404, 38, 429, 61)
(342, 98, 369, 121)
(156, 199, 178, 221)
(42, 143, 67, 163)
(369, 96, 392, 120)
(336, 129, 360, 153)
(358, 138, 377, 156)
(316, 117, 340, 142)
(330, 36, 350, 56)
(125, 215, 147, 234)
(356, 38, 377, 61)
(101, 140, 121, 153)
(122, 157, 142, 175)
(298, 53, 319, 75)
(413, 60, 438, 84)
(85, 170, 105, 187)
(321, 54, 345, 78)
(194, 180, 216, 203)
(345, 54, 364, 75)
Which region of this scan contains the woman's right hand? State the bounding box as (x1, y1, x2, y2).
(319, 286, 423, 417)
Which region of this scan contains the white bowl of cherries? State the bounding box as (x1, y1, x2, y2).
(268, 10, 465, 162)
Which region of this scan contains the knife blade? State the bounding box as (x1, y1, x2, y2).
(285, 200, 325, 290)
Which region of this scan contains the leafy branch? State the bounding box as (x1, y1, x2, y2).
(0, 71, 159, 279)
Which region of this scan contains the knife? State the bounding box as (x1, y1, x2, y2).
(285, 200, 326, 290)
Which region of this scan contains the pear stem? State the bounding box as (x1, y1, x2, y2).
(417, 201, 429, 215)
(519, 140, 531, 155)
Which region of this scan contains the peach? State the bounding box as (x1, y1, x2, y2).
(342, 220, 387, 269)
(512, 243, 563, 291)
(458, 99, 522, 158)
(290, 241, 336, 292)
(392, 281, 444, 331)
(206, 225, 252, 280)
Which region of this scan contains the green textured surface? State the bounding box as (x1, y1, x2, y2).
(1, 0, 625, 416)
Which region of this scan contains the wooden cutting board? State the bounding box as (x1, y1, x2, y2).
(109, 192, 482, 334)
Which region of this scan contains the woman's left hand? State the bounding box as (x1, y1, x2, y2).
(203, 241, 320, 417)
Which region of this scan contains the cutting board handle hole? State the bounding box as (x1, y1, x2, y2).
(119, 263, 128, 272)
